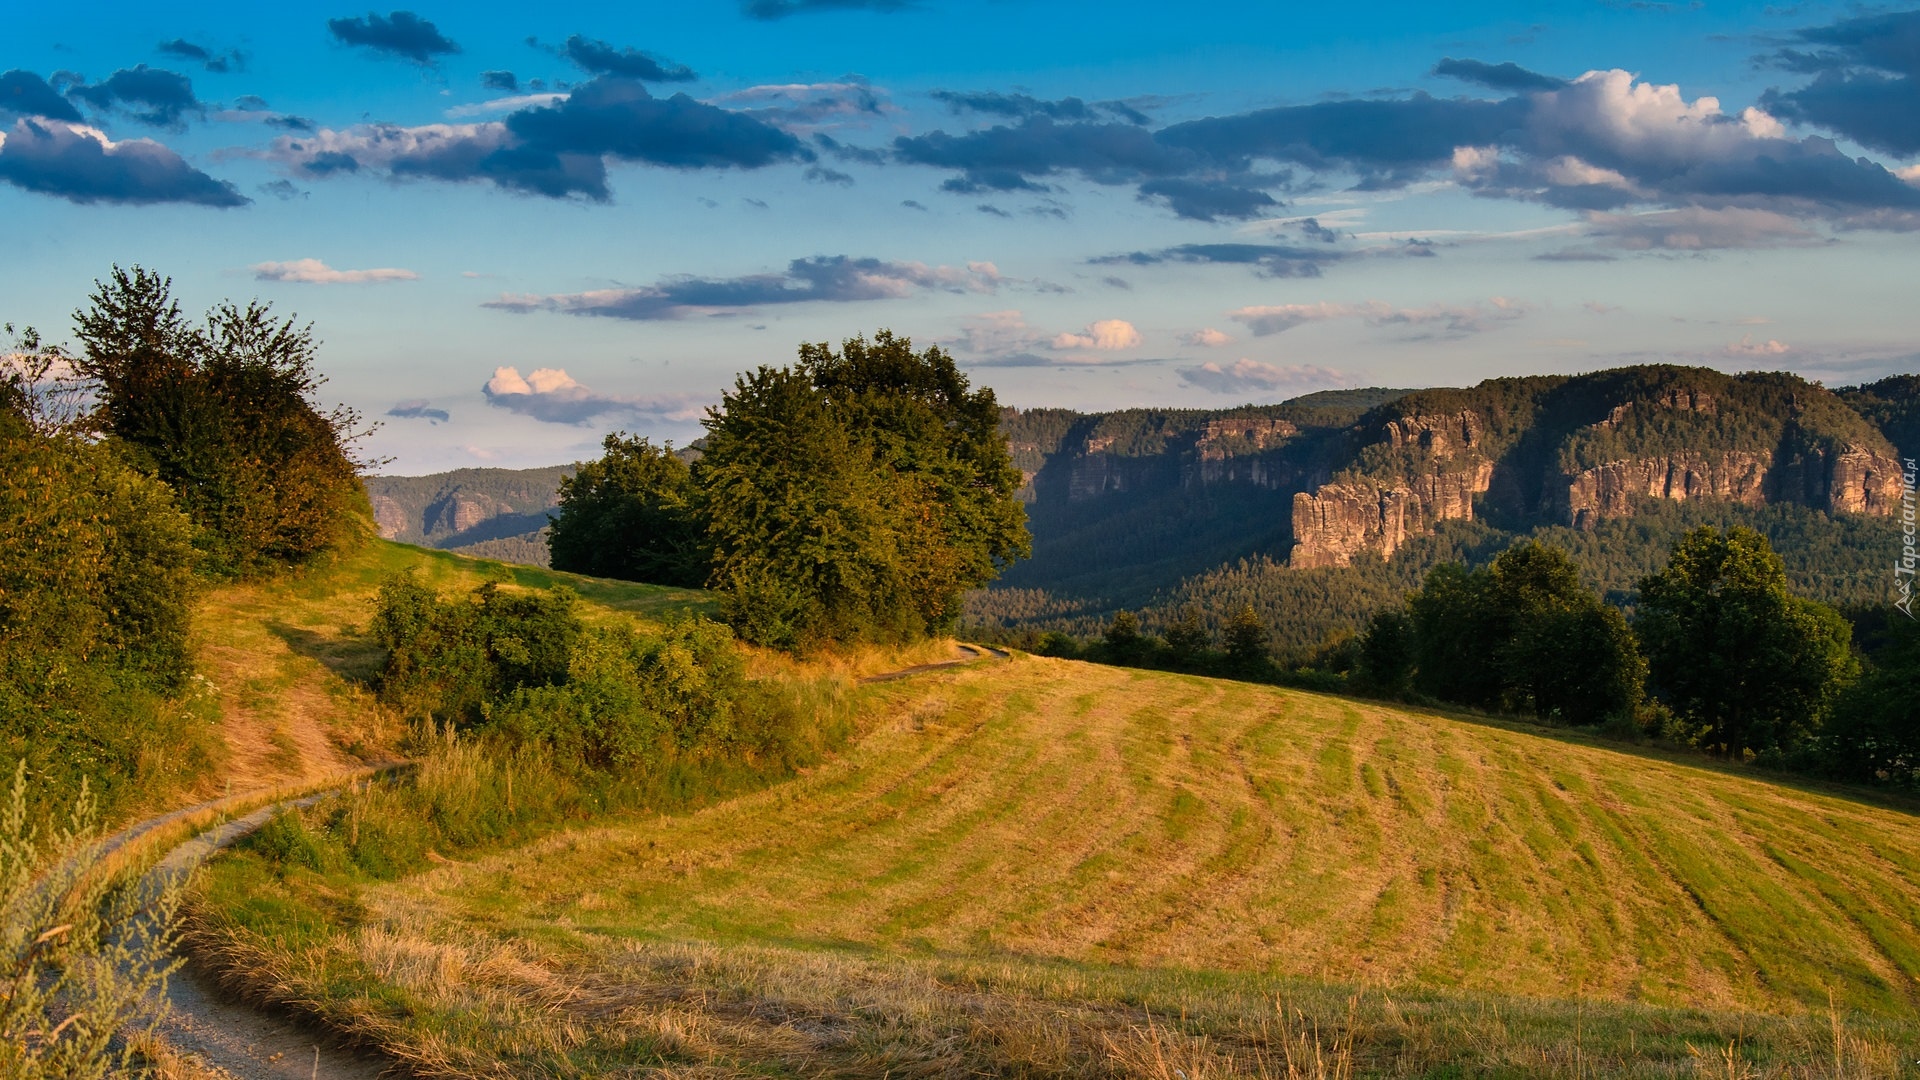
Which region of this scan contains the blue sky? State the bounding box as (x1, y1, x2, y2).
(5, 1, 1919, 471)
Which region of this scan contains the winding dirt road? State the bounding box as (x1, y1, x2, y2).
(131, 643, 1006, 1079)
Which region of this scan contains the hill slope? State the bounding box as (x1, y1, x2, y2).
(362, 467, 572, 566)
(193, 656, 1920, 1076)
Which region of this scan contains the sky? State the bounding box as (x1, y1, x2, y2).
(5, 0, 1920, 472)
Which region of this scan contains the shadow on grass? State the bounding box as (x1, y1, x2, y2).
(267, 621, 382, 687)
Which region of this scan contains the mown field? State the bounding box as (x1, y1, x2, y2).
(194, 654, 1920, 1077)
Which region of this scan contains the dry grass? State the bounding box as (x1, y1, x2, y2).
(178, 539, 713, 809)
(189, 656, 1920, 1076)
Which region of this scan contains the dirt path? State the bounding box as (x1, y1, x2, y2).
(134, 644, 1006, 1079)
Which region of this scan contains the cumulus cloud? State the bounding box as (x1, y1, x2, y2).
(328, 10, 460, 64)
(482, 365, 704, 425)
(1228, 297, 1530, 338)
(1178, 359, 1348, 395)
(560, 35, 695, 82)
(387, 399, 449, 423)
(1184, 327, 1233, 347)
(251, 258, 419, 283)
(481, 70, 518, 92)
(1761, 10, 1920, 157)
(741, 0, 911, 19)
(1051, 319, 1141, 351)
(0, 71, 83, 122)
(66, 65, 204, 128)
(1093, 242, 1344, 279)
(269, 75, 807, 200)
(1724, 335, 1791, 357)
(0, 118, 246, 206)
(486, 255, 1003, 321)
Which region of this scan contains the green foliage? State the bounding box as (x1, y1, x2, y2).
(702, 331, 1028, 647)
(371, 576, 580, 725)
(0, 409, 207, 816)
(1354, 608, 1415, 695)
(1822, 617, 1920, 785)
(1636, 526, 1857, 755)
(547, 434, 705, 586)
(1402, 542, 1643, 726)
(492, 617, 753, 772)
(71, 266, 365, 577)
(370, 579, 827, 784)
(1222, 603, 1271, 671)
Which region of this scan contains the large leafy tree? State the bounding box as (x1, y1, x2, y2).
(1636, 526, 1855, 754)
(547, 433, 706, 587)
(71, 266, 365, 576)
(1404, 541, 1642, 725)
(701, 331, 1029, 647)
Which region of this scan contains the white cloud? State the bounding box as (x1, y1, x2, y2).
(1183, 327, 1233, 347)
(1050, 318, 1141, 351)
(251, 258, 419, 284)
(1897, 164, 1920, 185)
(1178, 359, 1347, 396)
(1724, 335, 1791, 357)
(1228, 297, 1531, 338)
(482, 365, 705, 425)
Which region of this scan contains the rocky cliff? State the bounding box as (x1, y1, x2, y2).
(1289, 367, 1908, 567)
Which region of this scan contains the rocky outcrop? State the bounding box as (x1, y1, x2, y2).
(1383, 409, 1483, 456)
(1782, 445, 1908, 515)
(369, 494, 410, 540)
(1195, 418, 1298, 460)
(1291, 462, 1493, 568)
(1561, 451, 1770, 529)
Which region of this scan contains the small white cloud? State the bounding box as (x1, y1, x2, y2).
(1898, 164, 1920, 185)
(251, 258, 419, 284)
(1050, 318, 1141, 351)
(1724, 335, 1790, 357)
(1183, 327, 1233, 347)
(1179, 359, 1347, 396)
(482, 365, 704, 426)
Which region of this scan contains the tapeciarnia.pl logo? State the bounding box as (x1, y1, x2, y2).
(1899, 457, 1918, 619)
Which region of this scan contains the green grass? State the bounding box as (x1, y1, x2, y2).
(188, 655, 1920, 1077)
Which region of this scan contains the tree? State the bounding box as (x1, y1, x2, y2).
(701, 331, 1029, 647)
(1355, 608, 1415, 695)
(1636, 526, 1855, 755)
(1164, 606, 1210, 666)
(1223, 604, 1271, 670)
(1485, 541, 1642, 726)
(547, 434, 706, 587)
(1820, 617, 1920, 785)
(1408, 562, 1503, 707)
(1401, 541, 1643, 725)
(71, 267, 365, 576)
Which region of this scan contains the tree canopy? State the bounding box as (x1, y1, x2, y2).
(1636, 526, 1855, 755)
(72, 266, 366, 576)
(558, 331, 1030, 648)
(547, 434, 705, 588)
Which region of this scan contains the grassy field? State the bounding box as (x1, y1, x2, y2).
(191, 655, 1920, 1077)
(178, 537, 714, 805)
